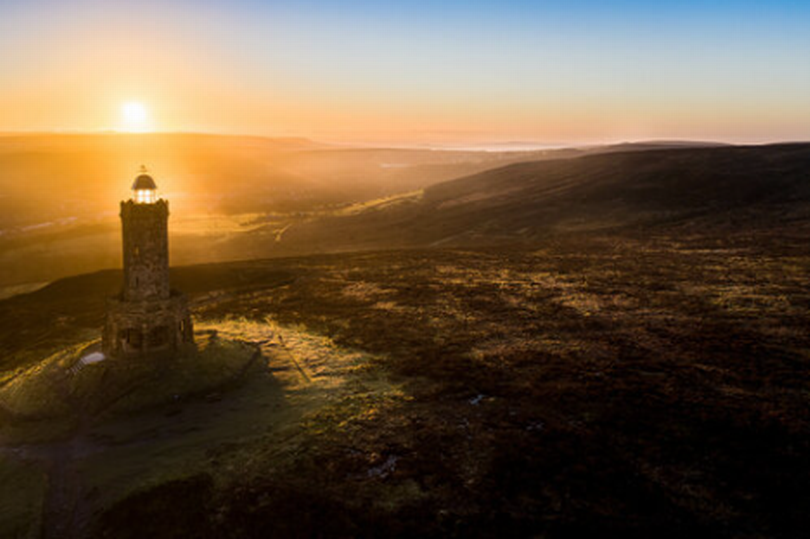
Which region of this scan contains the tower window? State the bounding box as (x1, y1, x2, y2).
(148, 326, 170, 347)
(127, 328, 143, 347)
(134, 189, 156, 204)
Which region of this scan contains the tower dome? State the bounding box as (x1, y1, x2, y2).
(132, 174, 157, 190)
(132, 166, 158, 204)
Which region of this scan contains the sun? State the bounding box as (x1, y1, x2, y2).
(120, 101, 150, 132)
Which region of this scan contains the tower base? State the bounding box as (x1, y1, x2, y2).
(102, 291, 195, 360)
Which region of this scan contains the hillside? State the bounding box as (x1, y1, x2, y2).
(1, 142, 809, 536)
(0, 134, 721, 229)
(0, 132, 559, 229)
(0, 234, 809, 537)
(275, 144, 810, 252)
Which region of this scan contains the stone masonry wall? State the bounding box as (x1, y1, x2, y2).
(103, 293, 194, 359)
(103, 196, 195, 360)
(121, 199, 170, 302)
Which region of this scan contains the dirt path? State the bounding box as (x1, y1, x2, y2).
(10, 371, 100, 539)
(38, 434, 96, 539)
(31, 361, 97, 538)
(0, 424, 101, 539)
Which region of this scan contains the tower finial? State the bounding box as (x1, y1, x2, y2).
(138, 164, 149, 174)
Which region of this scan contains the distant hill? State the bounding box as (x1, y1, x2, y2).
(0, 134, 730, 229)
(0, 132, 570, 286)
(274, 144, 810, 252)
(0, 133, 327, 228)
(0, 134, 777, 287)
(0, 132, 571, 229)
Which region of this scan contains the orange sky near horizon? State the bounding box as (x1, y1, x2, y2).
(2, 0, 809, 145)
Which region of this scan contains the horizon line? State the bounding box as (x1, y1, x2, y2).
(0, 129, 807, 151)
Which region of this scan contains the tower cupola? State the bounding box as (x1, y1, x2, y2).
(132, 165, 158, 204)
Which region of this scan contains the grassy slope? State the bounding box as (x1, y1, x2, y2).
(1, 229, 808, 537)
(192, 239, 810, 538)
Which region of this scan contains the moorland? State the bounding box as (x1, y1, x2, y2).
(0, 135, 808, 538)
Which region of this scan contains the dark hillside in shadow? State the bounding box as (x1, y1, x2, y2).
(276, 144, 810, 252)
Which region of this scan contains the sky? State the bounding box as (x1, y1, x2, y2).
(1, 0, 809, 145)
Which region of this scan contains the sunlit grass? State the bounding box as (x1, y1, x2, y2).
(329, 190, 423, 217)
(0, 344, 86, 420)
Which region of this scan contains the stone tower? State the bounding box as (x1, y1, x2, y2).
(102, 167, 194, 359)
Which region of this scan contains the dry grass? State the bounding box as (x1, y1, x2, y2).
(1, 232, 809, 537)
